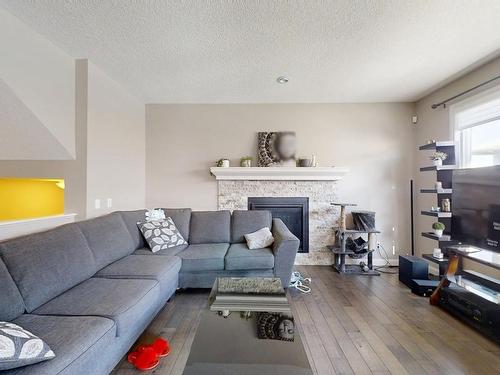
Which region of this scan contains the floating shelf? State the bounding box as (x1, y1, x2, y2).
(420, 188, 452, 194)
(422, 232, 453, 242)
(421, 210, 452, 218)
(422, 253, 449, 264)
(420, 165, 456, 172)
(419, 141, 455, 150)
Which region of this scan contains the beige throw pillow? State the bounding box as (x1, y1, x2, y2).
(244, 227, 274, 249)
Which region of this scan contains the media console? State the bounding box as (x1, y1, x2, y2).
(438, 283, 500, 344)
(431, 246, 500, 344)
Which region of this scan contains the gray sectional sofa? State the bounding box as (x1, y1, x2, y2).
(0, 209, 299, 375)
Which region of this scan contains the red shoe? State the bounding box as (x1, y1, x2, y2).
(127, 346, 160, 371)
(151, 338, 170, 357)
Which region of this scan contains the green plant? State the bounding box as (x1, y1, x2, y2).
(429, 151, 447, 161)
(432, 222, 445, 230)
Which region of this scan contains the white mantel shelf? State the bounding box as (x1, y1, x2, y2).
(210, 167, 348, 181)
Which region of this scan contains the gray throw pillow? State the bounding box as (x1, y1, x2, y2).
(0, 322, 55, 371)
(138, 217, 188, 253)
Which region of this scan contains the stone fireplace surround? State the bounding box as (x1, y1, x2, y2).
(211, 167, 348, 265)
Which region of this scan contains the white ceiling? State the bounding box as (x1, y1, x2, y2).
(2, 0, 500, 103)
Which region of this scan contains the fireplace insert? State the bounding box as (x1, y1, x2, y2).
(248, 197, 309, 253)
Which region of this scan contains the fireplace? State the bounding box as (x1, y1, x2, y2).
(248, 197, 309, 253)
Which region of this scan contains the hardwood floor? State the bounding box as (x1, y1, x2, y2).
(113, 266, 500, 375)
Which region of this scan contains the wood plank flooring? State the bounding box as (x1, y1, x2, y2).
(112, 266, 500, 375)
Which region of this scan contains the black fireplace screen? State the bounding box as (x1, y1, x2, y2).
(248, 197, 309, 253)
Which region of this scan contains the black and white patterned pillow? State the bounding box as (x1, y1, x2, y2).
(137, 217, 188, 253)
(0, 322, 55, 371)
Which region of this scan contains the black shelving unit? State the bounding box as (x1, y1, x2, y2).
(418, 141, 456, 276)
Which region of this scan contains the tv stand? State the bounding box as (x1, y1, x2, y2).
(430, 246, 500, 343)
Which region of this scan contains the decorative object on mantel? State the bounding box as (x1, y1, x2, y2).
(240, 156, 253, 167)
(298, 158, 312, 167)
(432, 222, 445, 237)
(258, 132, 297, 167)
(435, 181, 443, 190)
(216, 158, 230, 167)
(429, 151, 447, 166)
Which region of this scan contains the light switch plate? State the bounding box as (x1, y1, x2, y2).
(107, 198, 112, 208)
(94, 199, 101, 209)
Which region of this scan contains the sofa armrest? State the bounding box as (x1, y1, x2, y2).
(272, 218, 300, 288)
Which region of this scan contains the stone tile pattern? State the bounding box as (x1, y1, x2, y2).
(217, 180, 339, 265)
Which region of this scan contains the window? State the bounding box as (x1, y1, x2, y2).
(451, 87, 500, 168)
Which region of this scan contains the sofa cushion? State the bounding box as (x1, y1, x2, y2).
(0, 224, 97, 313)
(231, 210, 272, 243)
(178, 243, 229, 272)
(189, 211, 231, 244)
(225, 243, 275, 271)
(77, 213, 135, 270)
(161, 208, 192, 242)
(118, 210, 148, 250)
(4, 315, 115, 375)
(134, 244, 188, 256)
(0, 259, 25, 321)
(137, 218, 187, 253)
(33, 278, 160, 337)
(0, 321, 55, 371)
(94, 255, 181, 297)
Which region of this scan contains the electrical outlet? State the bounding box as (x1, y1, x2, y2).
(94, 199, 101, 209)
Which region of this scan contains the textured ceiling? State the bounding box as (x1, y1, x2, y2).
(2, 0, 500, 103)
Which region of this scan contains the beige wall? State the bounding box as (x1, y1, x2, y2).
(146, 103, 415, 262)
(0, 60, 88, 219)
(85, 62, 145, 218)
(0, 59, 146, 223)
(0, 8, 75, 159)
(415, 56, 500, 278)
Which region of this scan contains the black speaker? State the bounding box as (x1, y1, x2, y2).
(399, 255, 428, 288)
(411, 279, 439, 296)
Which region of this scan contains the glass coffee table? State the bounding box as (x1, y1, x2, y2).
(182, 277, 313, 375)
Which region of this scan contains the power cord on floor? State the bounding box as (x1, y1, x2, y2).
(374, 242, 399, 274)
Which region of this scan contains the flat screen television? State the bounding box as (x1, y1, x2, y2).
(452, 165, 500, 252)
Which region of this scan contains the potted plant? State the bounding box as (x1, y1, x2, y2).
(432, 222, 445, 237)
(240, 156, 253, 167)
(216, 158, 230, 168)
(429, 151, 447, 167)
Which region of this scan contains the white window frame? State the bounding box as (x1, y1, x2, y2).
(449, 85, 500, 168)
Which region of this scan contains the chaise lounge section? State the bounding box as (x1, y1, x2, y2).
(0, 209, 299, 375)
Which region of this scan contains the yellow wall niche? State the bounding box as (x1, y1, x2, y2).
(0, 178, 65, 221)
